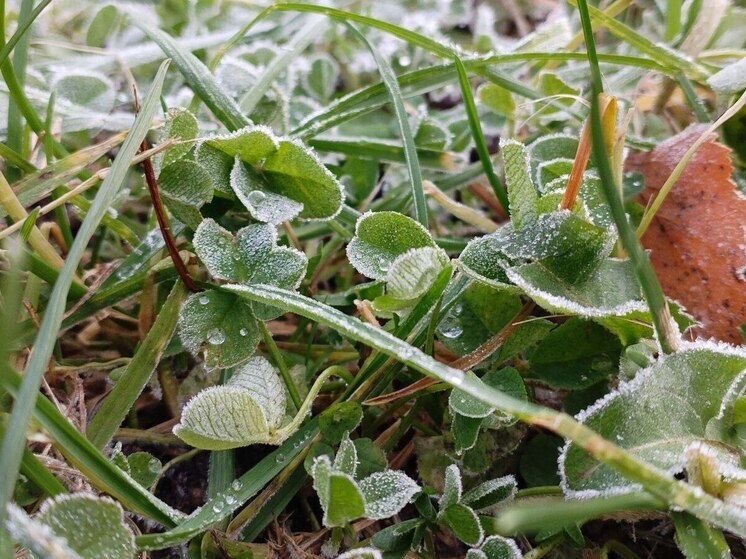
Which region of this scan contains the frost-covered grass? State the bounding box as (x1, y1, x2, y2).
(1, 1, 745, 558)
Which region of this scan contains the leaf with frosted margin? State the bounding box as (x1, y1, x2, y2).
(32, 494, 135, 559)
(126, 452, 162, 488)
(439, 464, 463, 509)
(173, 387, 270, 450)
(462, 476, 517, 512)
(178, 289, 260, 369)
(159, 108, 199, 168)
(370, 518, 421, 552)
(506, 258, 648, 318)
(302, 54, 339, 102)
(231, 161, 304, 224)
(261, 139, 345, 221)
(227, 356, 286, 429)
(453, 414, 483, 453)
(358, 470, 420, 519)
(450, 372, 496, 419)
(560, 344, 746, 497)
(193, 219, 307, 290)
(158, 160, 214, 229)
(450, 368, 527, 423)
(7, 503, 82, 559)
(53, 72, 115, 132)
(194, 142, 233, 195)
(672, 512, 731, 559)
(203, 125, 279, 165)
(173, 356, 287, 449)
(528, 133, 580, 190)
(437, 283, 523, 356)
(415, 116, 452, 150)
(440, 503, 484, 546)
(458, 234, 517, 291)
(312, 455, 365, 527)
(473, 535, 524, 559)
(536, 158, 573, 190)
(708, 57, 746, 94)
(347, 211, 437, 280)
(334, 432, 359, 477)
(336, 547, 383, 559)
(384, 247, 449, 300)
(501, 139, 538, 228)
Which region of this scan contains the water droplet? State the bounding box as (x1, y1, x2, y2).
(440, 324, 463, 339)
(239, 328, 248, 336)
(452, 303, 463, 316)
(378, 258, 390, 272)
(248, 190, 266, 205)
(212, 501, 223, 513)
(276, 453, 285, 463)
(199, 295, 210, 305)
(225, 495, 236, 505)
(206, 327, 226, 345)
(231, 480, 242, 491)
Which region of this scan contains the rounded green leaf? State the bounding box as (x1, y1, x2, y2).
(561, 344, 746, 497)
(347, 211, 437, 280)
(178, 289, 260, 369)
(203, 125, 279, 165)
(441, 503, 484, 546)
(385, 246, 449, 301)
(35, 494, 135, 559)
(358, 470, 420, 520)
(311, 455, 366, 527)
(260, 139, 345, 221)
(461, 476, 517, 512)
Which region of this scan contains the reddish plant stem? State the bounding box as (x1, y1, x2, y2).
(139, 138, 200, 292)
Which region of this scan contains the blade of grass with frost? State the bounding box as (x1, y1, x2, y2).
(308, 136, 453, 170)
(454, 57, 509, 213)
(346, 23, 428, 228)
(0, 365, 182, 527)
(225, 283, 746, 537)
(567, 0, 709, 79)
(239, 15, 325, 116)
(575, 0, 680, 354)
(136, 22, 249, 131)
(87, 282, 188, 449)
(0, 60, 170, 530)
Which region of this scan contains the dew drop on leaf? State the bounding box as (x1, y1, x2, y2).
(248, 190, 267, 205)
(199, 295, 210, 305)
(206, 327, 226, 345)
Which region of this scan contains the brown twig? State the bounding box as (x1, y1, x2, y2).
(138, 138, 199, 292)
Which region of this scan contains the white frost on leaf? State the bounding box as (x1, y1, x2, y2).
(358, 470, 420, 520)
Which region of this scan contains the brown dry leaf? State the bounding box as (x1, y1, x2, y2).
(626, 124, 746, 344)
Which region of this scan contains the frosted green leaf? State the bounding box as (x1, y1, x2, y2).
(6, 503, 81, 559)
(32, 494, 135, 559)
(193, 218, 307, 292)
(54, 72, 115, 114)
(302, 54, 340, 102)
(347, 211, 437, 280)
(159, 107, 199, 168)
(358, 470, 420, 519)
(231, 160, 303, 224)
(261, 139, 345, 221)
(440, 503, 484, 546)
(227, 356, 287, 429)
(126, 451, 162, 488)
(334, 432, 359, 477)
(203, 125, 279, 165)
(672, 512, 731, 559)
(708, 57, 746, 94)
(458, 234, 516, 291)
(173, 356, 287, 449)
(506, 258, 648, 318)
(158, 160, 214, 229)
(536, 158, 573, 190)
(312, 455, 366, 527)
(436, 283, 522, 356)
(561, 343, 746, 497)
(439, 464, 463, 509)
(528, 133, 580, 188)
(538, 73, 580, 109)
(474, 535, 524, 559)
(385, 247, 450, 300)
(336, 548, 383, 559)
(450, 372, 495, 419)
(501, 139, 538, 228)
(178, 289, 260, 369)
(173, 385, 271, 450)
(452, 414, 483, 453)
(467, 550, 488, 559)
(194, 142, 233, 195)
(415, 116, 451, 150)
(461, 476, 517, 512)
(450, 368, 527, 423)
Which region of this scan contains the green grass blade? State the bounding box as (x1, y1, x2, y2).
(309, 136, 455, 169)
(575, 0, 680, 354)
(136, 22, 249, 131)
(0, 60, 170, 530)
(87, 281, 188, 449)
(0, 0, 51, 68)
(453, 57, 509, 213)
(347, 24, 428, 227)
